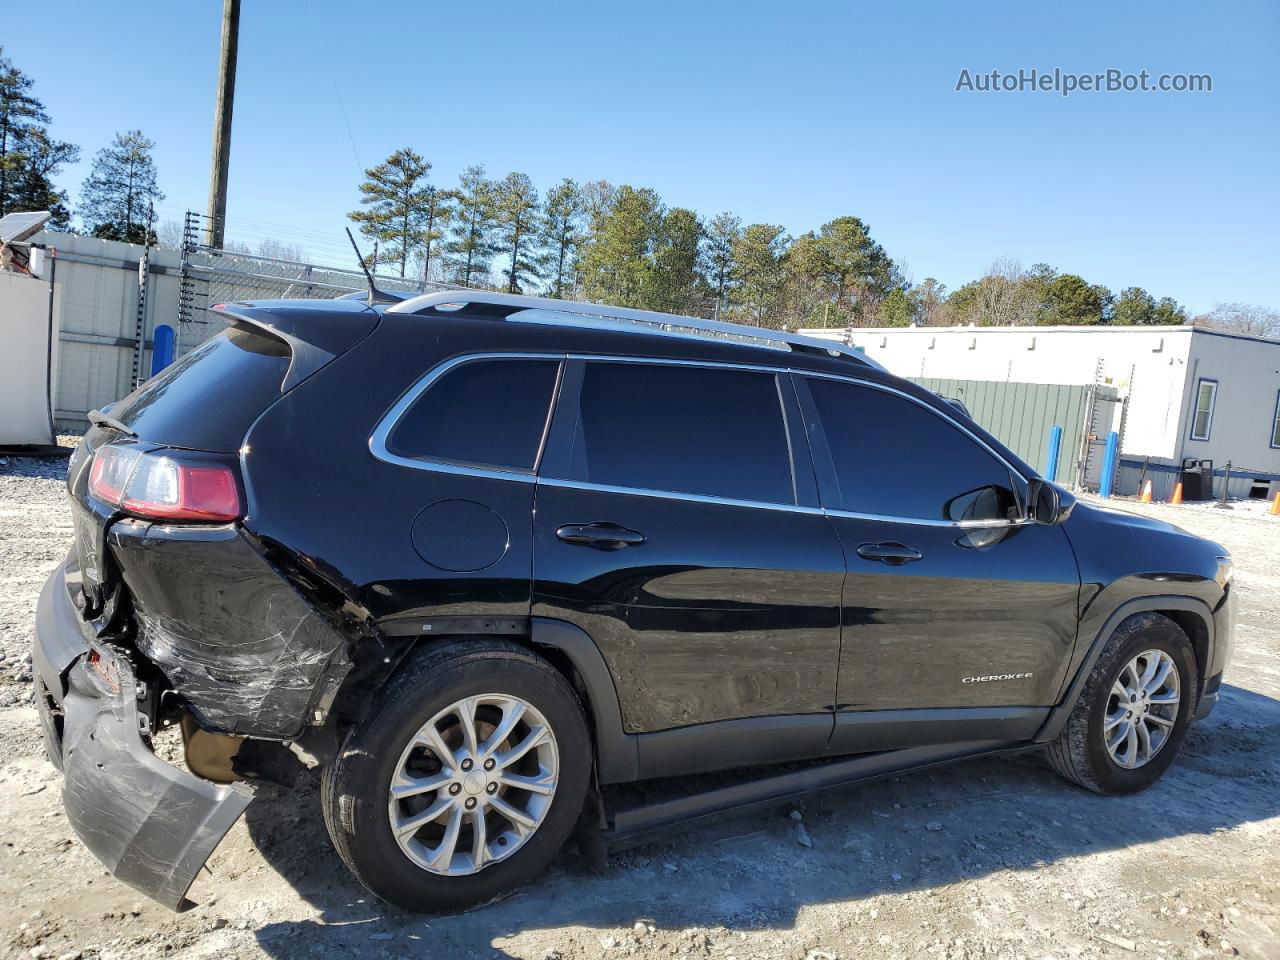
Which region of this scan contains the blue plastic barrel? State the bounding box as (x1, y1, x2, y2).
(151, 324, 176, 376)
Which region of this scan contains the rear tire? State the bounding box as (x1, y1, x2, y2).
(1047, 613, 1197, 794)
(321, 639, 590, 912)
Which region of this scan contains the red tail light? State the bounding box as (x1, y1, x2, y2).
(89, 445, 242, 522)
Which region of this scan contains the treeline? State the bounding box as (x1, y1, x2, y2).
(3, 48, 1276, 337)
(349, 148, 1200, 332)
(348, 147, 903, 329)
(933, 258, 1190, 328)
(1, 49, 162, 242)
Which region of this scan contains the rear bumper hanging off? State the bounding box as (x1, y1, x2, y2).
(32, 565, 254, 911)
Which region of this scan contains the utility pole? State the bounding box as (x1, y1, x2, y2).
(205, 0, 240, 248)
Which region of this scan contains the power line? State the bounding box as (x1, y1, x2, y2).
(306, 0, 364, 178)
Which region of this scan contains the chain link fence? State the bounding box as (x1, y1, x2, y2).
(174, 211, 467, 356)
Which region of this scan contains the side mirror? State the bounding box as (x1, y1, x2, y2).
(1028, 478, 1073, 525)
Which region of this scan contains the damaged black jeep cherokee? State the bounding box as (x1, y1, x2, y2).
(32, 291, 1235, 912)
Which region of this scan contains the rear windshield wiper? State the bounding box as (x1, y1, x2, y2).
(87, 409, 137, 438)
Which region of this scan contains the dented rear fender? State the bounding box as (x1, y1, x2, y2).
(106, 518, 354, 740)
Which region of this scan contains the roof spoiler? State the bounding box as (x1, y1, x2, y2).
(211, 300, 381, 392)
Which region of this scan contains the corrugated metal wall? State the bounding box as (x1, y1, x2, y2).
(912, 378, 1092, 485)
(25, 230, 435, 432)
(44, 233, 183, 429)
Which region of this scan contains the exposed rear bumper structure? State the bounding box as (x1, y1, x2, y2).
(32, 565, 254, 911)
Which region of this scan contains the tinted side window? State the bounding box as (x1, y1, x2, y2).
(807, 377, 1017, 521)
(556, 362, 796, 504)
(387, 359, 559, 469)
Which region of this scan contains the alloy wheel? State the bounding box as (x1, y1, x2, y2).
(387, 694, 559, 876)
(1103, 649, 1180, 769)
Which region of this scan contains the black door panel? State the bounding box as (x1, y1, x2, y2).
(533, 358, 844, 739)
(794, 374, 1082, 716)
(533, 487, 844, 732)
(829, 515, 1080, 709)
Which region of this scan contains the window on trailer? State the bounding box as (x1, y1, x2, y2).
(1189, 378, 1217, 441)
(1271, 389, 1280, 449)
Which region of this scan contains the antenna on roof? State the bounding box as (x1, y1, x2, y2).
(344, 227, 398, 304)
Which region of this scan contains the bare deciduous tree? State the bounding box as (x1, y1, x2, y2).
(1194, 303, 1280, 338)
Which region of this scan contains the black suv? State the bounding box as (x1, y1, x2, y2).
(32, 291, 1235, 912)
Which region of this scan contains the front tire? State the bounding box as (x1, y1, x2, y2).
(321, 639, 591, 912)
(1047, 613, 1198, 794)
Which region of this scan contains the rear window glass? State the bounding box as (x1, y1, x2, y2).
(387, 358, 560, 470)
(110, 326, 290, 453)
(553, 361, 795, 504)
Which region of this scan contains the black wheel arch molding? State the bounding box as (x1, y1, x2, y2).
(1035, 594, 1218, 743)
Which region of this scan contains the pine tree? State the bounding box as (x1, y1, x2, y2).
(731, 224, 788, 326)
(447, 165, 495, 286)
(417, 185, 452, 282)
(644, 207, 704, 314)
(78, 130, 164, 243)
(0, 49, 79, 227)
(9, 128, 78, 227)
(542, 178, 584, 298)
(1112, 287, 1157, 325)
(349, 148, 433, 278)
(493, 171, 541, 293)
(812, 216, 896, 319)
(704, 212, 741, 314)
(1151, 296, 1188, 325)
(577, 185, 661, 307)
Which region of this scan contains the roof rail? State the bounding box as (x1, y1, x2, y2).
(385, 290, 884, 370)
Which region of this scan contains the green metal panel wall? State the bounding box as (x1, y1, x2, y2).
(911, 378, 1091, 485)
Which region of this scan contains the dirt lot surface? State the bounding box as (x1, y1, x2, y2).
(1, 450, 1277, 960)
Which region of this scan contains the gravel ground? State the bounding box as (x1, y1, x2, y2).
(0, 451, 1277, 960)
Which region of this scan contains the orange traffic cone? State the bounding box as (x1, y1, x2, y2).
(1170, 481, 1184, 506)
(1139, 479, 1153, 503)
(1271, 491, 1280, 515)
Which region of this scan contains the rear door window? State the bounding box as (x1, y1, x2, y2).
(386, 358, 560, 470)
(552, 361, 796, 504)
(805, 377, 1020, 522)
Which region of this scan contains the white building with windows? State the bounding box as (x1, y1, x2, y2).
(800, 323, 1280, 500)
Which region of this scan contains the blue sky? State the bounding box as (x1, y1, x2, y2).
(7, 0, 1278, 313)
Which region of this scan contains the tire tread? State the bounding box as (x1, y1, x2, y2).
(1047, 612, 1195, 794)
(320, 638, 588, 911)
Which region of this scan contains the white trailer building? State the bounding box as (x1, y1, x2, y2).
(800, 324, 1280, 501)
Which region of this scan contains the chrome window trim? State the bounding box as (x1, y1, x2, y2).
(368, 351, 564, 482)
(536, 476, 826, 515)
(565, 352, 780, 373)
(822, 507, 1035, 530)
(369, 351, 1034, 528)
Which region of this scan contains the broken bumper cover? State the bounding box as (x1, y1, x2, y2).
(108, 520, 352, 739)
(32, 565, 254, 911)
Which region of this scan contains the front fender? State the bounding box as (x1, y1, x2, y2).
(1036, 594, 1215, 742)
